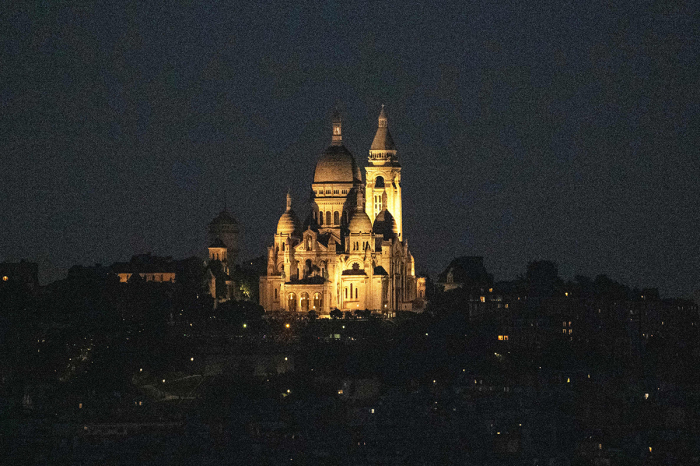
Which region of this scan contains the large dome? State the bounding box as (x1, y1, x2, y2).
(348, 210, 373, 234)
(373, 209, 398, 240)
(313, 145, 362, 184)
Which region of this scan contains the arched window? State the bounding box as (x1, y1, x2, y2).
(375, 176, 385, 188)
(345, 288, 348, 299)
(355, 288, 358, 299)
(282, 242, 285, 251)
(319, 211, 323, 225)
(326, 211, 331, 225)
(274, 288, 278, 300)
(334, 211, 339, 225)
(313, 292, 322, 310)
(300, 292, 309, 312)
(305, 259, 312, 278)
(350, 283, 353, 297)
(288, 293, 297, 312)
(343, 211, 348, 224)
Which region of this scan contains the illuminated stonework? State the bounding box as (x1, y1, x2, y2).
(259, 108, 422, 315)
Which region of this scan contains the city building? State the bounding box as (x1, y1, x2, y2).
(111, 254, 177, 283)
(259, 108, 422, 315)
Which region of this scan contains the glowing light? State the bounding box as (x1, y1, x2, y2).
(567, 377, 570, 383)
(284, 357, 288, 361)
(644, 393, 649, 400)
(190, 357, 194, 361)
(162, 379, 165, 383)
(2, 276, 7, 281)
(285, 323, 290, 328)
(243, 323, 247, 328)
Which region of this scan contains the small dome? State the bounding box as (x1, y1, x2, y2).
(348, 210, 373, 233)
(210, 210, 238, 227)
(277, 209, 301, 236)
(209, 238, 228, 249)
(313, 145, 362, 184)
(373, 209, 398, 240)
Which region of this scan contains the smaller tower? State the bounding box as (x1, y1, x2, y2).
(208, 209, 240, 264)
(365, 106, 403, 239)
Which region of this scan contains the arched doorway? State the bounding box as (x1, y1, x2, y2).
(313, 292, 323, 311)
(288, 293, 297, 312)
(300, 292, 309, 312)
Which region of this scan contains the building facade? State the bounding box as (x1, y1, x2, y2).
(259, 108, 422, 315)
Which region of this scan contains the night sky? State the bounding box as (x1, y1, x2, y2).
(2, 1, 698, 297)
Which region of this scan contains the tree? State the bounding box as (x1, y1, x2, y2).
(330, 308, 342, 319)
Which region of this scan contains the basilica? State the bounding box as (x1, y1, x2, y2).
(259, 108, 425, 315)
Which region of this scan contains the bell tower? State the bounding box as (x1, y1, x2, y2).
(365, 106, 403, 239)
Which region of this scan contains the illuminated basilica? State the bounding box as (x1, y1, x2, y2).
(259, 108, 425, 315)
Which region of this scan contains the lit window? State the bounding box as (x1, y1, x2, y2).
(504, 335, 508, 341)
(562, 329, 566, 334)
(480, 296, 486, 303)
(568, 329, 572, 334)
(2, 276, 7, 281)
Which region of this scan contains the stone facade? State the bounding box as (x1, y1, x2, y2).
(259, 108, 420, 315)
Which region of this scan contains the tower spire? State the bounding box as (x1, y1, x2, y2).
(378, 104, 387, 127)
(369, 105, 397, 163)
(286, 191, 292, 211)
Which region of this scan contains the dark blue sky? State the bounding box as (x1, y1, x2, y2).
(2, 1, 698, 297)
